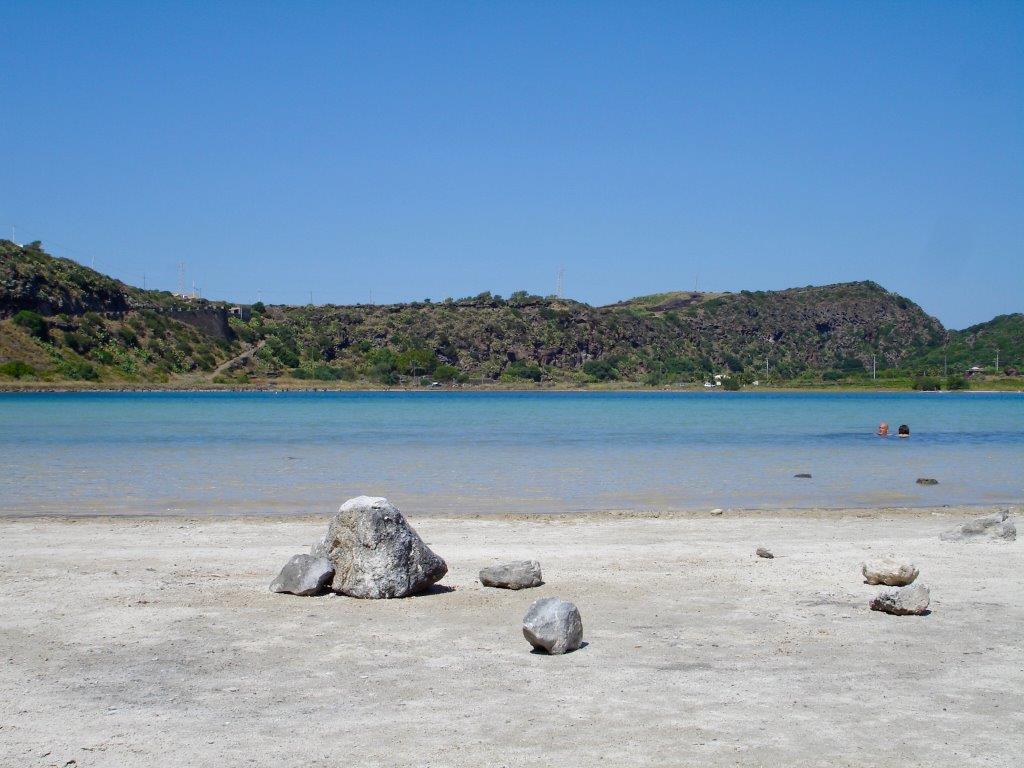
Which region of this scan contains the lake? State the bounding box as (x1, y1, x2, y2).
(1, 391, 1021, 516)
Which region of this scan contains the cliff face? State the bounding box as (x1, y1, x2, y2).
(0, 240, 1012, 386)
(0, 241, 135, 317)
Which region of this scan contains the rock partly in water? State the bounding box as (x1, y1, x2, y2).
(479, 560, 542, 590)
(940, 510, 1016, 542)
(862, 557, 919, 586)
(755, 547, 774, 559)
(522, 597, 583, 655)
(319, 496, 448, 598)
(870, 583, 930, 615)
(794, 473, 812, 479)
(916, 478, 939, 485)
(270, 554, 335, 596)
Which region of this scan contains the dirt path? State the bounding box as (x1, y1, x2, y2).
(212, 339, 265, 376)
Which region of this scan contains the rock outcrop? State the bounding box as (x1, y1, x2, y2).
(522, 597, 583, 655)
(479, 560, 543, 590)
(862, 558, 919, 586)
(318, 496, 447, 598)
(940, 510, 1016, 542)
(270, 554, 335, 596)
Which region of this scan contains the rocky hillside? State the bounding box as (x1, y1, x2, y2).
(1, 240, 1017, 387)
(906, 313, 1024, 374)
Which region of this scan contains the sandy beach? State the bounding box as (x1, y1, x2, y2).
(1, 506, 1021, 768)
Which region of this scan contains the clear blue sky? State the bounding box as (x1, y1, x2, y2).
(2, 1, 1021, 328)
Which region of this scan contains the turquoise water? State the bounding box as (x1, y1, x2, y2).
(0, 391, 1021, 516)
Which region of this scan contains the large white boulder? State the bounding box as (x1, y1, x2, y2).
(319, 496, 447, 599)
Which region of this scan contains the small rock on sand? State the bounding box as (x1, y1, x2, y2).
(756, 547, 774, 559)
(709, 508, 724, 516)
(940, 510, 1016, 542)
(870, 583, 930, 615)
(862, 557, 918, 586)
(270, 554, 334, 596)
(523, 597, 583, 655)
(916, 478, 939, 485)
(479, 560, 542, 590)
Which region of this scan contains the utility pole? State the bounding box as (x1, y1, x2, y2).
(872, 355, 877, 381)
(995, 349, 999, 372)
(309, 291, 314, 305)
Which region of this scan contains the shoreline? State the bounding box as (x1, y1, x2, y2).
(2, 382, 1022, 394)
(1, 503, 1017, 523)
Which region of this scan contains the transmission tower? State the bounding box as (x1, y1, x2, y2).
(177, 262, 186, 295)
(556, 266, 565, 298)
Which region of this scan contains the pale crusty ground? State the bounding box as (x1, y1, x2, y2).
(1, 508, 1021, 768)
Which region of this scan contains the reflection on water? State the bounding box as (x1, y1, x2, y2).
(1, 391, 1021, 515)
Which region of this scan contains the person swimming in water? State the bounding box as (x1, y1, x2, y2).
(898, 424, 910, 438)
(877, 422, 889, 437)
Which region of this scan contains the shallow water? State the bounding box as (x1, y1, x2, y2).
(0, 391, 1021, 516)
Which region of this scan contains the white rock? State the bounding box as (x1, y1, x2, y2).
(862, 557, 919, 586)
(319, 496, 447, 599)
(940, 510, 1016, 542)
(522, 597, 583, 655)
(479, 560, 542, 590)
(870, 583, 930, 615)
(269, 554, 334, 596)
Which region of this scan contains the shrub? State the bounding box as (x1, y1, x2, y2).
(945, 375, 970, 391)
(913, 376, 941, 391)
(0, 361, 36, 378)
(502, 361, 542, 381)
(63, 331, 92, 354)
(721, 377, 742, 390)
(583, 358, 619, 381)
(822, 370, 845, 381)
(433, 363, 461, 381)
(117, 326, 139, 346)
(13, 310, 47, 339)
(60, 361, 99, 380)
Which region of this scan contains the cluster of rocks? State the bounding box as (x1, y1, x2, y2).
(860, 510, 1016, 617)
(940, 509, 1015, 542)
(271, 496, 582, 655)
(862, 557, 929, 616)
(272, 496, 448, 599)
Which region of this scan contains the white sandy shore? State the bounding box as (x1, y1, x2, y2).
(1, 507, 1021, 767)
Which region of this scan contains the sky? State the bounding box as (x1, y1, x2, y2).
(2, 1, 1022, 328)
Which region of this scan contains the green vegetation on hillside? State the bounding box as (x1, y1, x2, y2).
(2, 241, 1021, 389)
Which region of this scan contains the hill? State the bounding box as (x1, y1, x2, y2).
(1, 240, 1019, 388)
